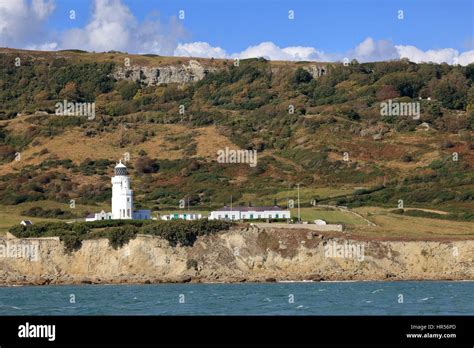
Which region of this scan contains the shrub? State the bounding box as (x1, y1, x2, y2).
(96, 226, 139, 249)
(186, 259, 198, 270)
(293, 68, 313, 84)
(135, 156, 160, 174)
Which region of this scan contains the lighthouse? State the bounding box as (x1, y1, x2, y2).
(111, 160, 133, 219)
(85, 161, 150, 222)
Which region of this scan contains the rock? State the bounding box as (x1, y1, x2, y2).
(303, 65, 327, 78)
(113, 60, 215, 86)
(373, 133, 383, 141)
(0, 230, 472, 284)
(416, 122, 432, 131)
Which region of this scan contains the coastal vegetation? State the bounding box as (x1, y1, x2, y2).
(8, 219, 233, 252)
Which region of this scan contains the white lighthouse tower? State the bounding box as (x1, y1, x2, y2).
(111, 160, 133, 219)
(85, 160, 150, 222)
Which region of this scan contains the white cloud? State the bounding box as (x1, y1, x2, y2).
(232, 41, 330, 61)
(174, 41, 227, 59)
(458, 50, 474, 66)
(61, 0, 134, 52)
(60, 0, 187, 55)
(226, 38, 474, 66)
(31, 0, 54, 20)
(0, 0, 55, 48)
(26, 41, 58, 51)
(353, 37, 399, 62)
(395, 45, 460, 64)
(0, 0, 472, 66)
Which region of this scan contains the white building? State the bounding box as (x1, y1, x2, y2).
(86, 161, 150, 221)
(209, 206, 290, 221)
(161, 212, 203, 221)
(111, 161, 134, 219)
(86, 210, 112, 222)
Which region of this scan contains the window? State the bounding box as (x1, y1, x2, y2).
(276, 214, 279, 218)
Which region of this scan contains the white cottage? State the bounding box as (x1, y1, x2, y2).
(85, 210, 112, 222)
(161, 212, 203, 221)
(209, 206, 290, 221)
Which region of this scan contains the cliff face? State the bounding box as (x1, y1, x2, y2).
(113, 60, 215, 85)
(0, 226, 473, 285)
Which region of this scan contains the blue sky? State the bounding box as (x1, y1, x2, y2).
(1, 0, 473, 64)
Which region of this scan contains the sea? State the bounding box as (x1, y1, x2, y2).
(0, 281, 472, 315)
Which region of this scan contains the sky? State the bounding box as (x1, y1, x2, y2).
(0, 0, 473, 64)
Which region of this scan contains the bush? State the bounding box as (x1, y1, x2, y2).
(186, 259, 198, 270)
(293, 68, 313, 84)
(140, 220, 232, 247)
(21, 206, 76, 219)
(96, 226, 139, 249)
(9, 219, 233, 252)
(135, 156, 160, 174)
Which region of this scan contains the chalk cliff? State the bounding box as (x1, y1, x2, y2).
(113, 60, 215, 86)
(0, 226, 472, 285)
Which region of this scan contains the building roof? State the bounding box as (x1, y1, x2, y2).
(115, 160, 127, 168)
(86, 213, 95, 218)
(115, 160, 128, 175)
(20, 220, 33, 225)
(214, 206, 288, 212)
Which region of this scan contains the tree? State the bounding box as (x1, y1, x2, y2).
(376, 85, 400, 101)
(468, 111, 474, 130)
(135, 156, 160, 174)
(59, 81, 79, 100)
(345, 108, 360, 121)
(293, 67, 313, 84)
(432, 70, 468, 110)
(115, 80, 140, 101)
(426, 101, 443, 118)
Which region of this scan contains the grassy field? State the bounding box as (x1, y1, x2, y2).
(1, 202, 473, 241)
(349, 207, 474, 240)
(0, 201, 109, 234)
(239, 187, 354, 207)
(291, 207, 367, 225)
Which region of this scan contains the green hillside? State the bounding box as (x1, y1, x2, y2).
(0, 48, 473, 231)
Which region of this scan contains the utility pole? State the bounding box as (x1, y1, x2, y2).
(230, 195, 233, 211)
(297, 183, 301, 223)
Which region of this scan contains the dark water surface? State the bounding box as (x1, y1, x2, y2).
(0, 281, 472, 315)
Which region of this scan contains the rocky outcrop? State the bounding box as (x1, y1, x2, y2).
(113, 60, 215, 86)
(303, 65, 327, 78)
(0, 226, 472, 285)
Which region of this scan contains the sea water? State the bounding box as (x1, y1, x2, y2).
(0, 281, 472, 315)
